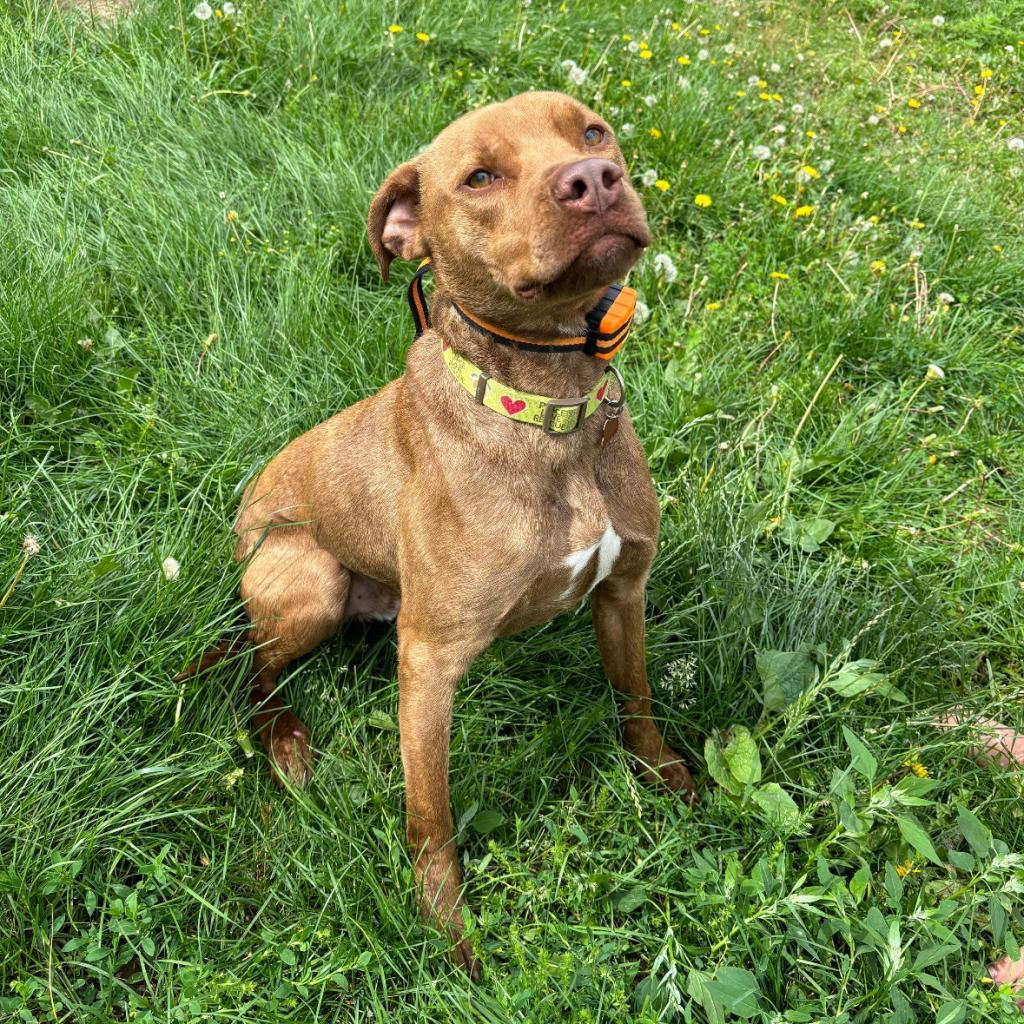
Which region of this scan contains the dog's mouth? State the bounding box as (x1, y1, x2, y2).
(512, 227, 650, 301)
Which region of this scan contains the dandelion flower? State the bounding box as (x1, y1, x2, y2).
(561, 60, 587, 86)
(387, 23, 403, 32)
(770, 271, 790, 280)
(867, 114, 880, 125)
(653, 253, 678, 283)
(621, 79, 631, 87)
(800, 163, 820, 179)
(770, 194, 788, 205)
(23, 535, 41, 557)
(627, 40, 640, 53)
(222, 1, 236, 13)
(794, 205, 814, 217)
(980, 68, 993, 79)
(925, 363, 945, 381)
(677, 55, 691, 65)
(706, 301, 721, 310)
(932, 15, 945, 27)
(791, 103, 804, 114)
(416, 31, 430, 42)
(752, 144, 771, 160)
(870, 259, 886, 272)
(634, 300, 650, 324)
(648, 127, 662, 138)
(697, 48, 709, 60)
(644, 94, 657, 107)
(1008, 137, 1024, 152)
(193, 2, 213, 19)
(641, 169, 659, 186)
(694, 193, 712, 207)
(907, 98, 921, 109)
(653, 179, 670, 191)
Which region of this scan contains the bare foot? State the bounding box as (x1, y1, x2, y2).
(262, 711, 314, 788)
(933, 706, 1024, 769)
(988, 952, 1024, 1013)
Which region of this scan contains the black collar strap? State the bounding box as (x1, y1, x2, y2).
(406, 260, 635, 362)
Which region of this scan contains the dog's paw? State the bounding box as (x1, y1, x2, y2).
(637, 748, 699, 806)
(267, 713, 314, 788)
(452, 934, 481, 981)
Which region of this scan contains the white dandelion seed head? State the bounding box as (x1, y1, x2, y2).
(937, 292, 955, 304)
(791, 103, 804, 114)
(770, 123, 786, 133)
(620, 122, 635, 135)
(653, 252, 679, 283)
(644, 94, 657, 107)
(1007, 137, 1024, 152)
(192, 2, 213, 20)
(222, 1, 236, 13)
(697, 48, 709, 60)
(752, 144, 771, 160)
(931, 15, 945, 27)
(23, 534, 41, 557)
(162, 556, 181, 581)
(770, 62, 781, 72)
(634, 300, 650, 324)
(724, 43, 735, 54)
(879, 37, 893, 48)
(867, 114, 880, 125)
(926, 363, 945, 381)
(561, 60, 587, 85)
(641, 168, 659, 186)
(678, 77, 691, 89)
(627, 40, 640, 52)
(819, 159, 834, 172)
(747, 75, 760, 86)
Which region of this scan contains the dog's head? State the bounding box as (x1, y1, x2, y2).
(368, 91, 650, 325)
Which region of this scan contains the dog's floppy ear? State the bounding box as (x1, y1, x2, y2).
(367, 160, 426, 281)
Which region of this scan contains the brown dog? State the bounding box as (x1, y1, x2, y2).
(185, 91, 697, 976)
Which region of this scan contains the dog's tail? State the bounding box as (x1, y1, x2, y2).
(173, 637, 247, 681)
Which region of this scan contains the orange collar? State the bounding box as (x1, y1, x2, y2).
(407, 260, 635, 362)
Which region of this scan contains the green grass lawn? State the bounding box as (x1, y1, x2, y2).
(2, 0, 1023, 1020)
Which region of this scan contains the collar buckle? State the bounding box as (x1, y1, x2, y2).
(542, 396, 588, 434)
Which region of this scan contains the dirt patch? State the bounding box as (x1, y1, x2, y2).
(61, 0, 133, 22)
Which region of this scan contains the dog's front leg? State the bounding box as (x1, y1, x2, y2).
(591, 578, 698, 805)
(397, 620, 483, 979)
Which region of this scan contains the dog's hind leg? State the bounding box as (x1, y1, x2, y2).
(238, 529, 350, 787)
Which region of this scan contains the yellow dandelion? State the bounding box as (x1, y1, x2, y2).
(805, 130, 816, 138)
(225, 209, 238, 222)
(980, 68, 993, 79)
(973, 84, 985, 96)
(639, 49, 652, 60)
(416, 31, 430, 42)
(649, 128, 662, 139)
(694, 193, 712, 207)
(794, 205, 814, 217)
(801, 163, 820, 179)
(894, 858, 919, 879)
(736, 89, 747, 97)
(907, 98, 921, 109)
(759, 91, 772, 101)
(677, 55, 691, 65)
(654, 179, 671, 191)
(621, 34, 632, 41)
(770, 271, 790, 280)
(388, 23, 403, 33)
(621, 79, 632, 87)
(770, 194, 788, 206)
(706, 302, 721, 310)
(898, 125, 908, 133)
(870, 259, 886, 273)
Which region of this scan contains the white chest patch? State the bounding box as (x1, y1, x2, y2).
(560, 522, 622, 600)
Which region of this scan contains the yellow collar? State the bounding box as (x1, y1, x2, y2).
(441, 340, 624, 435)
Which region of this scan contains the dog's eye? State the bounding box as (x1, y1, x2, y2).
(583, 126, 605, 146)
(465, 169, 495, 189)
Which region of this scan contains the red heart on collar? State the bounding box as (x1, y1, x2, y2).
(500, 396, 527, 415)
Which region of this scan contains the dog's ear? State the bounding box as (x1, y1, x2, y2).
(367, 160, 426, 281)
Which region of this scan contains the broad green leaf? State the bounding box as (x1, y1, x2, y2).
(956, 805, 992, 858)
(780, 515, 836, 553)
(841, 726, 877, 781)
(723, 727, 762, 785)
(826, 659, 885, 698)
(947, 850, 975, 872)
(471, 808, 504, 835)
(705, 735, 739, 795)
(752, 783, 800, 827)
(913, 943, 960, 972)
(613, 884, 648, 913)
(365, 710, 397, 731)
(686, 970, 726, 1024)
(935, 1000, 966, 1024)
(849, 863, 871, 901)
(896, 815, 942, 865)
(758, 649, 818, 711)
(704, 966, 762, 1019)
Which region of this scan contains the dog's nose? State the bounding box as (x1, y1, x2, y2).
(551, 158, 624, 214)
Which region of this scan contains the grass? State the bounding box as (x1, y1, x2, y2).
(2, 0, 1023, 1020)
